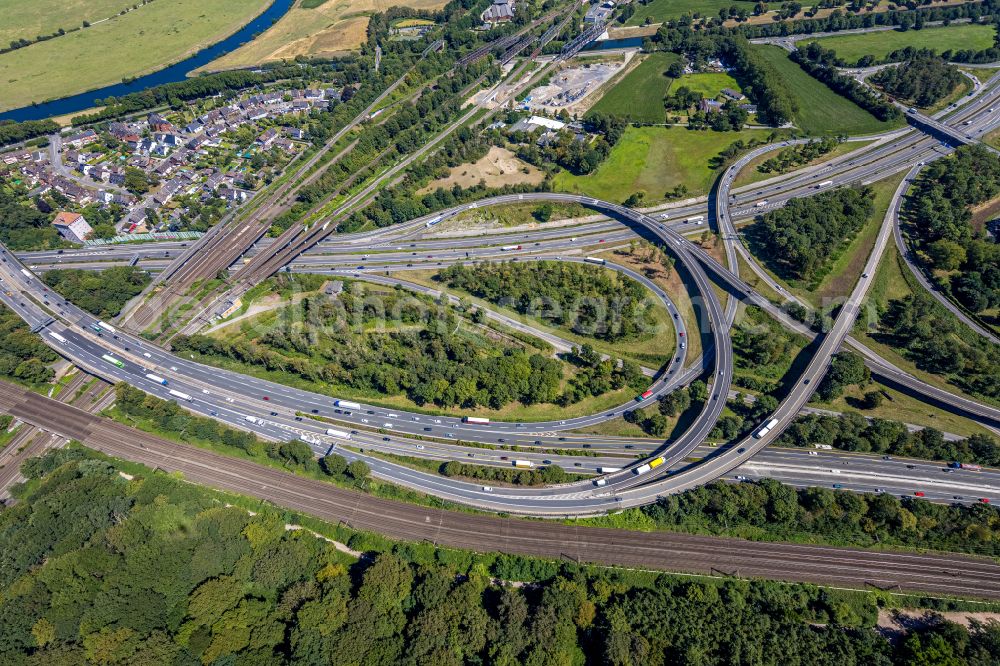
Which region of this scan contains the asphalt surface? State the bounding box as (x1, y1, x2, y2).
(1, 378, 998, 599)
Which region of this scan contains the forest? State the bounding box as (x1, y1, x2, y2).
(903, 145, 1000, 314)
(870, 56, 965, 107)
(2, 447, 999, 665)
(778, 411, 1000, 466)
(437, 261, 657, 343)
(42, 267, 150, 319)
(749, 186, 875, 282)
(0, 305, 59, 385)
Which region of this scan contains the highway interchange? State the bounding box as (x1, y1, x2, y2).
(1, 49, 1000, 520)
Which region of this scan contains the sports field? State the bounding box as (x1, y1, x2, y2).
(200, 0, 448, 71)
(753, 45, 904, 135)
(625, 0, 757, 25)
(553, 126, 780, 203)
(588, 52, 680, 123)
(804, 23, 997, 66)
(0, 0, 270, 113)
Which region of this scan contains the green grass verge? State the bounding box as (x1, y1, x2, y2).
(753, 45, 905, 136)
(673, 71, 743, 99)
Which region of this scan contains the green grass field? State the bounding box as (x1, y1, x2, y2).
(805, 23, 997, 66)
(588, 52, 680, 123)
(673, 72, 743, 99)
(754, 45, 904, 136)
(553, 126, 780, 202)
(625, 0, 757, 25)
(0, 0, 270, 112)
(0, 0, 132, 45)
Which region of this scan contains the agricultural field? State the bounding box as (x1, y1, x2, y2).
(200, 0, 448, 71)
(0, 0, 270, 113)
(624, 0, 757, 25)
(0, 0, 132, 46)
(553, 125, 779, 203)
(753, 45, 905, 135)
(673, 71, 742, 99)
(804, 23, 997, 66)
(588, 52, 680, 123)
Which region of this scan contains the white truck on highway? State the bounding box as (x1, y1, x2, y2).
(145, 373, 168, 386)
(168, 389, 193, 402)
(513, 460, 534, 468)
(754, 417, 779, 439)
(245, 415, 260, 425)
(816, 180, 834, 189)
(325, 428, 352, 440)
(334, 399, 362, 411)
(685, 216, 705, 224)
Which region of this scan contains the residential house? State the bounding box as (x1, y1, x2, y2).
(52, 211, 93, 243)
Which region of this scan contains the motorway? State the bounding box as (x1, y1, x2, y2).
(1, 378, 999, 599)
(0, 39, 999, 517)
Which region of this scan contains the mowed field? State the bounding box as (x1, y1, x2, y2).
(804, 23, 997, 65)
(587, 52, 680, 123)
(553, 126, 780, 202)
(673, 71, 742, 99)
(0, 0, 270, 113)
(625, 0, 757, 25)
(200, 0, 447, 71)
(753, 45, 904, 135)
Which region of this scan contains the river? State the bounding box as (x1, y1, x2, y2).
(0, 0, 295, 123)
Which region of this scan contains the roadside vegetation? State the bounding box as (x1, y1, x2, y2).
(901, 146, 1000, 325)
(173, 279, 647, 414)
(778, 411, 1000, 467)
(871, 56, 965, 108)
(746, 186, 876, 287)
(552, 125, 780, 202)
(585, 475, 1000, 559)
(42, 266, 150, 319)
(0, 306, 59, 386)
(8, 447, 1000, 664)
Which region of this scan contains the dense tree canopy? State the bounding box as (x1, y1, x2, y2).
(43, 267, 150, 319)
(871, 56, 965, 108)
(0, 305, 58, 385)
(3, 449, 1000, 665)
(749, 186, 875, 282)
(903, 145, 1000, 314)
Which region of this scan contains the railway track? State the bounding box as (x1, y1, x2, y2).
(1, 378, 998, 599)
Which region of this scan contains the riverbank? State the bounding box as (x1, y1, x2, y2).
(0, 0, 289, 120)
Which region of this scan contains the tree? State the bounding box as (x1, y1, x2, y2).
(533, 204, 553, 223)
(817, 351, 870, 400)
(347, 460, 370, 481)
(320, 454, 348, 476)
